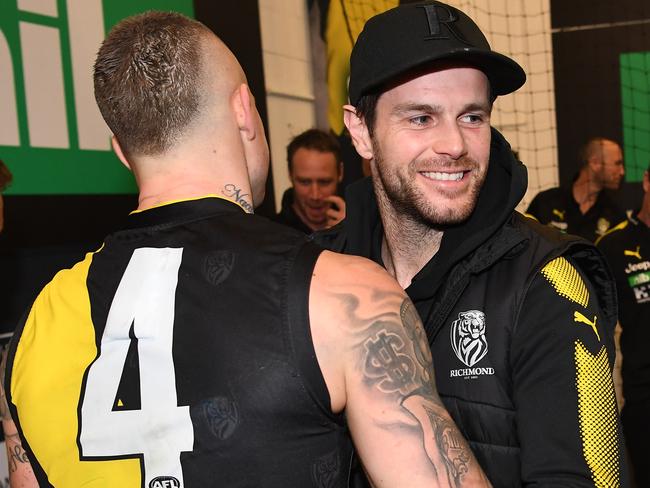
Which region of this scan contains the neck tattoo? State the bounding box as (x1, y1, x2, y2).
(223, 183, 254, 213)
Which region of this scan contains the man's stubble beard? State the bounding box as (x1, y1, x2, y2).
(371, 135, 487, 229)
(593, 167, 614, 191)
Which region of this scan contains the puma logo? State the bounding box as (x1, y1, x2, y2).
(552, 209, 565, 220)
(574, 311, 600, 341)
(624, 246, 642, 260)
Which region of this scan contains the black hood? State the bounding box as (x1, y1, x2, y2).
(341, 127, 527, 300)
(280, 187, 295, 209)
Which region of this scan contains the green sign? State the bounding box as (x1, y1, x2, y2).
(629, 271, 650, 288)
(621, 51, 650, 183)
(0, 0, 193, 195)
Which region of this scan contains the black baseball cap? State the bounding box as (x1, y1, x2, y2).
(348, 1, 526, 105)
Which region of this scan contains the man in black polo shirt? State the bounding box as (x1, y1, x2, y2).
(597, 164, 650, 487)
(527, 137, 626, 241)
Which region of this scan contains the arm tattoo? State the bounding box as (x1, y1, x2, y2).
(0, 384, 8, 423)
(359, 298, 436, 398)
(401, 300, 433, 384)
(7, 438, 30, 474)
(222, 184, 254, 213)
(364, 330, 421, 395)
(340, 292, 474, 486)
(423, 405, 471, 484)
(1, 346, 33, 475)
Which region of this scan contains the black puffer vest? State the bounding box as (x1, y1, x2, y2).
(314, 129, 621, 486)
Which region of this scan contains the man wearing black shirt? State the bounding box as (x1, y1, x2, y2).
(315, 2, 629, 485)
(527, 137, 626, 241)
(598, 165, 650, 487)
(274, 129, 345, 233)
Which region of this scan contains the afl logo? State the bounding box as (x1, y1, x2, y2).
(450, 310, 488, 367)
(149, 476, 180, 488)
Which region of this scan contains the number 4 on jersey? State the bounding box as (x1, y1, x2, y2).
(79, 247, 194, 487)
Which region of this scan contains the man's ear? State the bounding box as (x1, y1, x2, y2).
(643, 171, 649, 193)
(343, 105, 373, 160)
(111, 136, 131, 171)
(337, 161, 344, 183)
(587, 153, 603, 172)
(232, 83, 256, 141)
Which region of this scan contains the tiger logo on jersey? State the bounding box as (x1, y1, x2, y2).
(311, 450, 340, 488)
(450, 310, 488, 367)
(596, 217, 612, 236)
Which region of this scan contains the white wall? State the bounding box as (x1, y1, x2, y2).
(258, 0, 558, 212)
(258, 0, 316, 212)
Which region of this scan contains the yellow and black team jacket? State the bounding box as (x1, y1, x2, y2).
(6, 197, 353, 487)
(597, 217, 650, 405)
(597, 216, 650, 487)
(315, 128, 630, 487)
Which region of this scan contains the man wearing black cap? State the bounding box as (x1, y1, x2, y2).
(315, 1, 628, 486)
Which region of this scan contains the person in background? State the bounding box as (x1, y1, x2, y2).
(1, 10, 490, 488)
(597, 163, 650, 488)
(274, 128, 345, 233)
(315, 1, 628, 485)
(0, 160, 13, 234)
(527, 137, 626, 241)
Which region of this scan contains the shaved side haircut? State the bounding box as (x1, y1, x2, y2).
(580, 137, 616, 167)
(94, 11, 209, 157)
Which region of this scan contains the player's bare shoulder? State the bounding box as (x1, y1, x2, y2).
(312, 250, 401, 295)
(308, 251, 408, 410)
(309, 250, 407, 345)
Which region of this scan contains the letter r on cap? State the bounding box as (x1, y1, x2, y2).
(419, 4, 470, 44)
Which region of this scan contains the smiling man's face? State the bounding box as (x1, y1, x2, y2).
(290, 147, 342, 230)
(368, 65, 492, 226)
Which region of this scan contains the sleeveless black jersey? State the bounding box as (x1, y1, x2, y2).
(6, 196, 353, 488)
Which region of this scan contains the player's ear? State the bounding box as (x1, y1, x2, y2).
(587, 153, 602, 172)
(111, 136, 131, 171)
(232, 83, 257, 142)
(343, 105, 373, 160)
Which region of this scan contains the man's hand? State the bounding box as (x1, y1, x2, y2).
(324, 195, 346, 228)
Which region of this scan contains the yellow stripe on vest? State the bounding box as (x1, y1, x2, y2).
(541, 257, 589, 308)
(574, 341, 620, 487)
